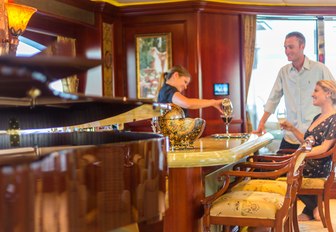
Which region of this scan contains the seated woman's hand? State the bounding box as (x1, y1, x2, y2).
(279, 120, 294, 131)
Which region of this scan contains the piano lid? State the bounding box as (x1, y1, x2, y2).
(0, 56, 158, 130)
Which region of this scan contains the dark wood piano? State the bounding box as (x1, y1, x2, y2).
(0, 56, 168, 232)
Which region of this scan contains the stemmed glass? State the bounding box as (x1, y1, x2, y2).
(276, 108, 287, 129)
(221, 98, 233, 135)
(221, 114, 233, 135)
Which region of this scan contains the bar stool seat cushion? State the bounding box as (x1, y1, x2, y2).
(231, 179, 287, 196)
(276, 177, 326, 189)
(210, 191, 284, 219)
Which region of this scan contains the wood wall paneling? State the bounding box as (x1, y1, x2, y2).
(121, 12, 202, 133)
(123, 14, 197, 99)
(120, 10, 246, 136)
(117, 4, 247, 136)
(199, 12, 243, 135)
(114, 1, 336, 136)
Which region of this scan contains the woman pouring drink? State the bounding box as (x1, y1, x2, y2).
(157, 65, 225, 115)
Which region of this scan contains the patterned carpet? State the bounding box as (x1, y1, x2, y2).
(298, 199, 336, 232)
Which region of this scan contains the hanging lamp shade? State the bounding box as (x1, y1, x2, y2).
(5, 3, 37, 36)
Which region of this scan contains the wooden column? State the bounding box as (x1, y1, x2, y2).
(164, 167, 204, 232)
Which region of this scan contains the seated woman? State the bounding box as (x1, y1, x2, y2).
(157, 65, 224, 115)
(280, 79, 336, 221)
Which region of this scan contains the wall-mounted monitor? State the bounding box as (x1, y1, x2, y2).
(213, 83, 229, 96)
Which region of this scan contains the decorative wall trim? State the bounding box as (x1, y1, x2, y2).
(15, 0, 95, 25)
(103, 22, 114, 97)
(116, 1, 336, 16)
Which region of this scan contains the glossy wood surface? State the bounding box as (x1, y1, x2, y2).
(0, 132, 168, 232)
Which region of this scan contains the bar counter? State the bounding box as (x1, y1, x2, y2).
(164, 132, 274, 232)
(168, 132, 274, 168)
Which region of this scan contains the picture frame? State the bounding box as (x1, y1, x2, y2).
(136, 33, 172, 99)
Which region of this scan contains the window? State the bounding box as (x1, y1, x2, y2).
(324, 18, 336, 76)
(247, 16, 335, 131)
(17, 36, 45, 56)
(17, 36, 66, 93)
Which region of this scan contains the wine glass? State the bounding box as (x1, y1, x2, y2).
(220, 114, 233, 135)
(276, 108, 287, 129)
(221, 98, 233, 135)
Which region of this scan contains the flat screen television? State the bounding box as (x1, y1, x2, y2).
(213, 83, 229, 96)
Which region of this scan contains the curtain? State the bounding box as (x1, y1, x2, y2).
(317, 17, 325, 63)
(243, 14, 256, 132)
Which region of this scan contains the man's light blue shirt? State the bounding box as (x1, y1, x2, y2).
(264, 56, 335, 144)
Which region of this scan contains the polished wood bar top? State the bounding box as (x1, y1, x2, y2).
(168, 132, 274, 168)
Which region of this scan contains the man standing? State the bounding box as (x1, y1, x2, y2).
(255, 31, 335, 149)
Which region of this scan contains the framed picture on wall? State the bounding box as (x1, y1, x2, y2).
(136, 33, 172, 99)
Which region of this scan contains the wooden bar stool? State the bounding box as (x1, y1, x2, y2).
(241, 144, 336, 232)
(201, 148, 307, 232)
(292, 144, 336, 232)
